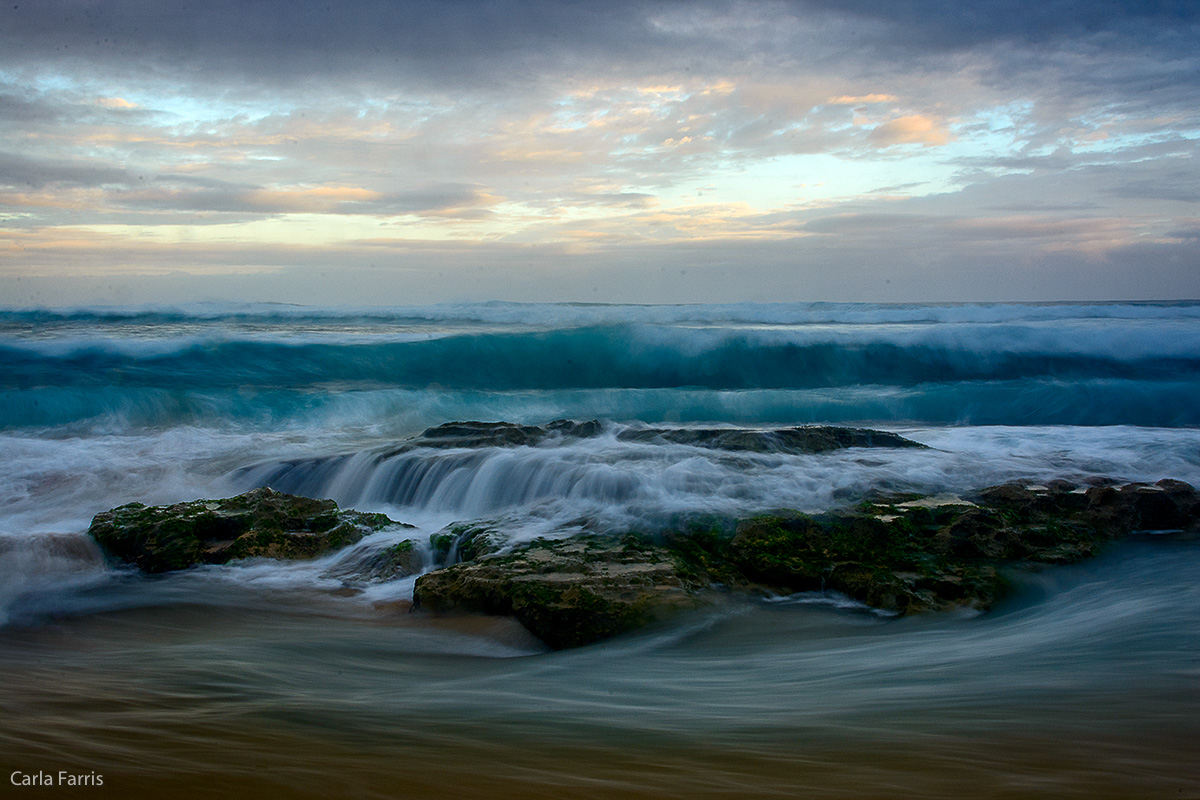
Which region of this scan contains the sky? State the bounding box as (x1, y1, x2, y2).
(1, 0, 1198, 306)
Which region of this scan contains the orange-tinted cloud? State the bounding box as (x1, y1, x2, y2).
(827, 94, 897, 105)
(868, 115, 953, 147)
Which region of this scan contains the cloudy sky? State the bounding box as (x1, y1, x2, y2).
(1, 0, 1198, 306)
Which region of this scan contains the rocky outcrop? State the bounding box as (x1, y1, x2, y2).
(233, 422, 930, 498)
(88, 487, 407, 573)
(379, 419, 603, 455)
(415, 478, 1200, 648)
(87, 478, 1200, 649)
(615, 425, 926, 453)
(413, 535, 702, 649)
(378, 420, 925, 455)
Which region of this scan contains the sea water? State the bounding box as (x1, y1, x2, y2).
(2, 301, 1199, 797)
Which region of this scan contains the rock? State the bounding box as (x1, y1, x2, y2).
(91, 476, 1200, 648)
(413, 535, 705, 649)
(234, 422, 928, 500)
(697, 511, 1008, 614)
(380, 420, 923, 457)
(88, 487, 407, 573)
(427, 522, 508, 566)
(324, 538, 425, 582)
(411, 478, 1200, 648)
(615, 424, 927, 453)
(1083, 480, 1200, 533)
(383, 419, 603, 455)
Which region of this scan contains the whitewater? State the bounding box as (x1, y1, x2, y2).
(2, 300, 1199, 798)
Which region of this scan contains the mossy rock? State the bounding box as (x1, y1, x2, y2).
(88, 487, 407, 573)
(412, 478, 1200, 649)
(413, 536, 706, 649)
(427, 523, 507, 566)
(326, 538, 425, 582)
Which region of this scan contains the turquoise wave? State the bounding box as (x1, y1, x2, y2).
(4, 325, 1197, 389)
(3, 302, 1198, 429)
(4, 379, 1200, 430)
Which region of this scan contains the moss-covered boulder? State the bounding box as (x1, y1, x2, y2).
(412, 478, 1200, 649)
(413, 535, 705, 649)
(666, 478, 1200, 617)
(719, 510, 1007, 613)
(88, 487, 406, 573)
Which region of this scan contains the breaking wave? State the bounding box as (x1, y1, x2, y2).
(3, 300, 1200, 430)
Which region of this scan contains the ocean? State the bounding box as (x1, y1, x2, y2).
(2, 301, 1199, 798)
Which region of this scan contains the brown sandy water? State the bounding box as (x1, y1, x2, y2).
(3, 542, 1200, 799)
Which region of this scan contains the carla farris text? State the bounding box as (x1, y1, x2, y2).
(11, 771, 103, 787)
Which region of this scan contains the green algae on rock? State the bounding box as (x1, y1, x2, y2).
(88, 487, 408, 573)
(427, 522, 507, 566)
(87, 479, 1200, 648)
(414, 478, 1200, 649)
(413, 535, 704, 650)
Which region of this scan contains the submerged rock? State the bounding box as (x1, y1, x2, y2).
(413, 478, 1200, 649)
(88, 487, 407, 573)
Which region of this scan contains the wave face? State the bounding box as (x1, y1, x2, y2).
(3, 300, 1200, 430)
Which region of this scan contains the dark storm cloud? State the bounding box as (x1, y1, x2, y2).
(795, 0, 1199, 50)
(3, 0, 1195, 90)
(785, 1, 1200, 121)
(0, 0, 659, 90)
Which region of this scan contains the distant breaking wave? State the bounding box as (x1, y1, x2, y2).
(2, 302, 1198, 430)
(4, 324, 1199, 388)
(4, 299, 1200, 327)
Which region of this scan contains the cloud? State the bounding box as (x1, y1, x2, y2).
(108, 182, 500, 217)
(1111, 179, 1200, 205)
(0, 1, 665, 93)
(828, 94, 897, 105)
(802, 213, 947, 235)
(95, 97, 138, 109)
(4, 1, 1194, 104)
(0, 152, 130, 189)
(867, 115, 953, 147)
(6, 219, 1199, 306)
(796, 0, 1200, 52)
(1, 0, 1198, 305)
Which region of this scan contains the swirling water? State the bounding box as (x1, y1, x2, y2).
(2, 301, 1199, 797)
